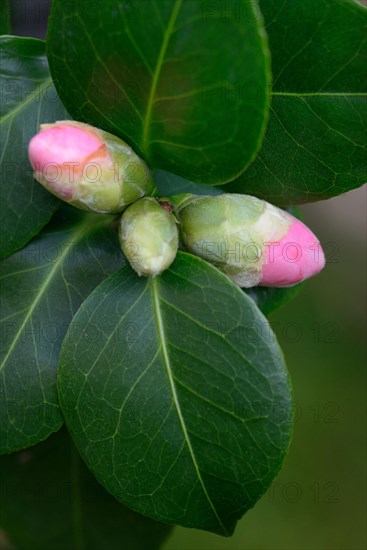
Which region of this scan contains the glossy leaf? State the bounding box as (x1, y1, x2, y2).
(58, 252, 293, 535)
(0, 36, 69, 260)
(0, 208, 124, 454)
(244, 284, 302, 317)
(227, 0, 367, 205)
(47, 0, 271, 184)
(154, 169, 223, 197)
(0, 428, 172, 550)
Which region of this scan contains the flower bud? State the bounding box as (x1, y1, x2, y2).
(119, 198, 179, 277)
(28, 121, 154, 213)
(171, 194, 325, 288)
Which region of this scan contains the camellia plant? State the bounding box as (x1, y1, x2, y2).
(0, 0, 366, 547)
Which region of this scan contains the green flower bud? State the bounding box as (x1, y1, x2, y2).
(119, 197, 179, 277)
(28, 121, 154, 213)
(170, 193, 324, 288)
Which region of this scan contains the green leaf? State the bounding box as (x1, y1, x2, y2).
(47, 0, 271, 184)
(227, 0, 367, 205)
(244, 284, 302, 316)
(58, 252, 293, 536)
(154, 169, 223, 196)
(0, 207, 124, 454)
(0, 1, 11, 34)
(0, 428, 172, 550)
(0, 36, 68, 261)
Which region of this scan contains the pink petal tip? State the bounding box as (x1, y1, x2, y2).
(260, 218, 325, 287)
(28, 123, 103, 172)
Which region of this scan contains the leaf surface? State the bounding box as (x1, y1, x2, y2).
(227, 0, 367, 204)
(58, 252, 293, 535)
(47, 0, 270, 184)
(0, 208, 124, 453)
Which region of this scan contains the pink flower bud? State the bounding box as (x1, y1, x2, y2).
(170, 194, 325, 288)
(28, 121, 153, 213)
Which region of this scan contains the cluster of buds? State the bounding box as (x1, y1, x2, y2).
(28, 122, 325, 286)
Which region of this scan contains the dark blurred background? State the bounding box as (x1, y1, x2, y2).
(6, 1, 367, 548)
(9, 0, 50, 38)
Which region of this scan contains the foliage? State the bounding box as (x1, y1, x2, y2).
(0, 0, 365, 546)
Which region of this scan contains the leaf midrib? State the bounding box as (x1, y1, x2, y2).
(0, 218, 93, 374)
(0, 77, 53, 126)
(141, 0, 183, 153)
(151, 277, 228, 535)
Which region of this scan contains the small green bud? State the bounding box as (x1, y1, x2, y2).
(28, 121, 154, 213)
(119, 197, 179, 277)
